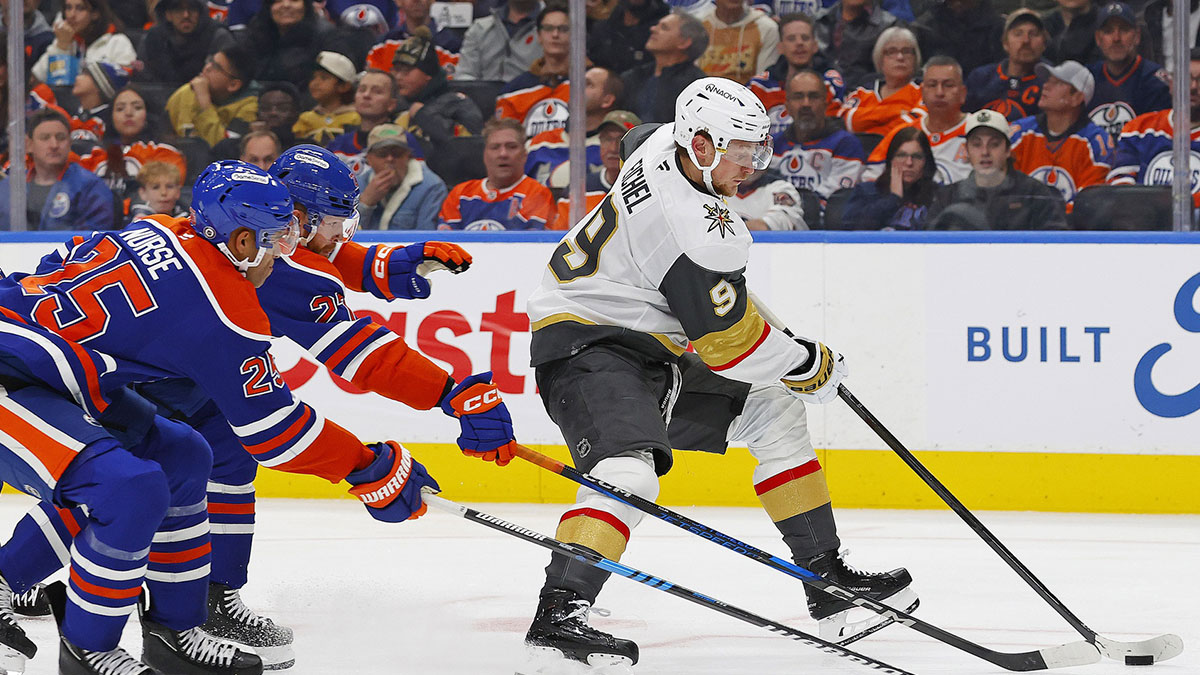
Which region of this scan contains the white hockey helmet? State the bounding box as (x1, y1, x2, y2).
(674, 77, 773, 194)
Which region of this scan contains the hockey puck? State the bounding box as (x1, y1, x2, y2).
(1125, 655, 1155, 666)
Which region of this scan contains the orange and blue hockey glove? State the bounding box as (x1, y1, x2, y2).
(346, 441, 440, 522)
(439, 371, 517, 466)
(361, 242, 472, 301)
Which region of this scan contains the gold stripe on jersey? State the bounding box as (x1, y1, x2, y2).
(530, 313, 687, 356)
(530, 312, 597, 331)
(691, 300, 769, 370)
(556, 512, 629, 561)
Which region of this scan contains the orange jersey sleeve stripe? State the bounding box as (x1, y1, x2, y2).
(348, 339, 450, 410)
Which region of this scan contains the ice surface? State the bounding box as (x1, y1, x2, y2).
(2, 495, 1195, 674)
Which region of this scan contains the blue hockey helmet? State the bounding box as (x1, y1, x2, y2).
(192, 160, 300, 272)
(268, 145, 361, 243)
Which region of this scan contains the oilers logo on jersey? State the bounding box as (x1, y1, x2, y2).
(1089, 102, 1136, 139)
(1144, 151, 1200, 192)
(1028, 166, 1079, 202)
(526, 99, 570, 137)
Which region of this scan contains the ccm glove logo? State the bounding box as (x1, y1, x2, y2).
(462, 388, 500, 413)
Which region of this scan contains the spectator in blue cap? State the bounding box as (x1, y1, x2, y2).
(1087, 2, 1170, 139)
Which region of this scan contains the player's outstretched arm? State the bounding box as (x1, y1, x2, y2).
(439, 371, 518, 466)
(330, 240, 472, 300)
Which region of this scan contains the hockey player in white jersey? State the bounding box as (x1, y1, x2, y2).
(523, 77, 916, 666)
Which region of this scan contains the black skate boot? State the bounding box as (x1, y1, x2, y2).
(44, 580, 153, 675)
(140, 595, 264, 675)
(524, 589, 639, 667)
(802, 549, 919, 645)
(0, 572, 37, 673)
(12, 583, 51, 617)
(200, 583, 294, 670)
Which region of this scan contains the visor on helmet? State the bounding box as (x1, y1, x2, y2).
(304, 209, 361, 246)
(260, 215, 302, 259)
(719, 137, 774, 170)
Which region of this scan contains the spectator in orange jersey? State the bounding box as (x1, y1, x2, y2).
(865, 55, 971, 184)
(392, 27, 484, 153)
(439, 117, 556, 230)
(839, 26, 924, 137)
(68, 59, 130, 147)
(496, 3, 578, 139)
(1010, 60, 1113, 206)
(749, 14, 845, 137)
(525, 66, 622, 185)
(814, 0, 899, 91)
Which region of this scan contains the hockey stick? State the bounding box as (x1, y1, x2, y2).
(510, 443, 1099, 671)
(836, 384, 1185, 666)
(422, 492, 917, 675)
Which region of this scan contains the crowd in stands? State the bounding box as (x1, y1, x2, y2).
(0, 0, 1196, 230)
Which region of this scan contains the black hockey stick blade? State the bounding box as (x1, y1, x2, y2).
(837, 384, 1184, 665)
(512, 445, 1100, 671)
(422, 492, 917, 675)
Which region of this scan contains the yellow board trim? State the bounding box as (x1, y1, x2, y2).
(132, 444, 1200, 515)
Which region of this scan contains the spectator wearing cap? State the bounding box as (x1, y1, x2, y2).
(838, 26, 924, 137)
(1107, 48, 1200, 208)
(965, 9, 1052, 121)
(392, 27, 484, 151)
(0, 108, 115, 230)
(137, 0, 235, 88)
(239, 129, 283, 170)
(695, 0, 779, 85)
(167, 44, 258, 147)
(1043, 0, 1104, 66)
(1087, 2, 1170, 140)
(1009, 60, 1114, 206)
(586, 0, 669, 75)
(1139, 0, 1200, 67)
(238, 0, 334, 89)
(439, 117, 555, 229)
(358, 124, 449, 229)
(525, 66, 621, 184)
(328, 69, 424, 180)
(456, 0, 544, 81)
(750, 14, 845, 138)
(0, 0, 54, 72)
(496, 3, 580, 139)
(911, 0, 1003, 77)
(814, 0, 899, 91)
(929, 109, 1067, 230)
(621, 11, 708, 124)
(69, 60, 130, 147)
(547, 109, 641, 227)
(379, 0, 463, 59)
(292, 51, 361, 144)
(31, 0, 135, 85)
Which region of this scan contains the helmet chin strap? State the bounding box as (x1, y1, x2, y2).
(685, 142, 720, 196)
(217, 242, 269, 276)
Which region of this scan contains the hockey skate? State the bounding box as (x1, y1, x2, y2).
(199, 583, 294, 670)
(802, 549, 919, 645)
(12, 583, 51, 617)
(0, 572, 37, 673)
(44, 580, 152, 675)
(525, 590, 639, 667)
(140, 594, 264, 675)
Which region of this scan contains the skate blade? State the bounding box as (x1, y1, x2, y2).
(522, 644, 634, 674)
(820, 588, 920, 646)
(253, 643, 295, 670)
(0, 644, 27, 674)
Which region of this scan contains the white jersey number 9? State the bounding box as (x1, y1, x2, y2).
(710, 279, 737, 316)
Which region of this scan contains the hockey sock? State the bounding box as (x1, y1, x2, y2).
(0, 502, 84, 593)
(56, 440, 169, 652)
(754, 459, 841, 560)
(138, 417, 213, 631)
(206, 480, 255, 589)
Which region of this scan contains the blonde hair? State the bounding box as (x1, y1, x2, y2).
(139, 161, 183, 187)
